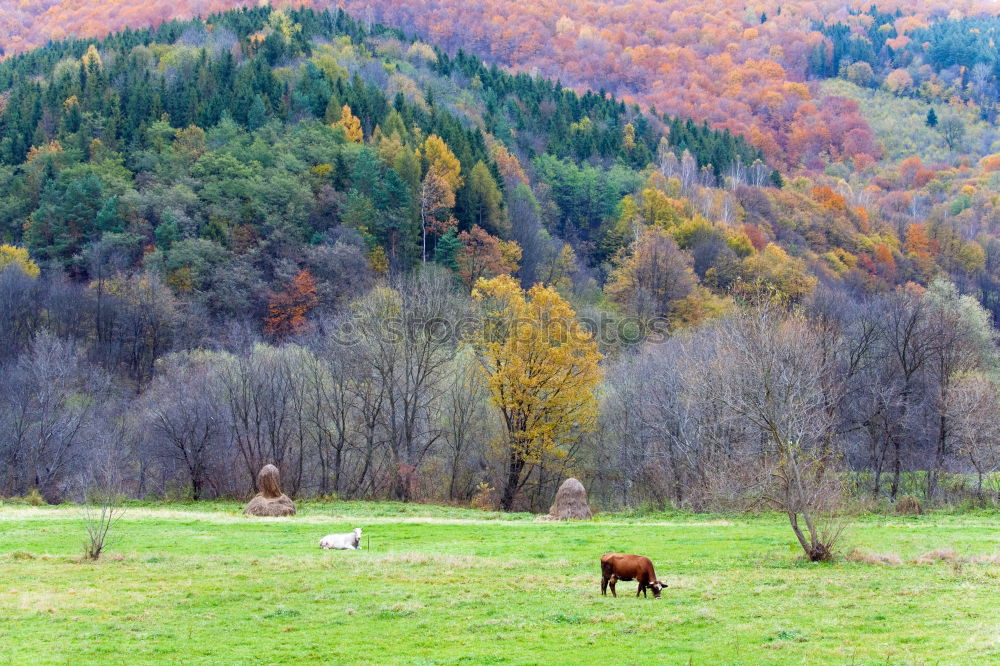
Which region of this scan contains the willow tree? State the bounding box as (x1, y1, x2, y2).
(470, 275, 602, 511)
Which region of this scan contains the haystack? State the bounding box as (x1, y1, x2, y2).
(244, 464, 296, 516)
(544, 477, 592, 520)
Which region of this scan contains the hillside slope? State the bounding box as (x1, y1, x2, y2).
(4, 0, 999, 171)
(1, 4, 999, 325)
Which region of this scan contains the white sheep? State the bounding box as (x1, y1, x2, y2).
(320, 527, 362, 550)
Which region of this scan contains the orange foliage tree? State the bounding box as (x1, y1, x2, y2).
(456, 225, 521, 287)
(265, 269, 319, 338)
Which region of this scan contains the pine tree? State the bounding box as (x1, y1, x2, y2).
(926, 107, 938, 128)
(434, 229, 461, 270)
(247, 95, 267, 131)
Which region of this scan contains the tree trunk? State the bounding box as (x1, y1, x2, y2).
(499, 448, 525, 512)
(890, 441, 901, 500)
(928, 412, 948, 501)
(788, 511, 811, 558)
(332, 444, 343, 496)
(448, 452, 461, 501)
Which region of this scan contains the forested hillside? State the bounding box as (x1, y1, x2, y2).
(2, 1, 995, 167)
(0, 4, 998, 519)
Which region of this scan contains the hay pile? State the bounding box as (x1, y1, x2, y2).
(244, 464, 296, 517)
(539, 477, 592, 521)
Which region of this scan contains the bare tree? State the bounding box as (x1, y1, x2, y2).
(0, 266, 44, 363)
(607, 227, 695, 321)
(709, 300, 847, 561)
(351, 268, 465, 500)
(922, 280, 997, 499)
(217, 345, 309, 496)
(725, 157, 745, 190)
(599, 355, 656, 506)
(873, 288, 933, 500)
(438, 348, 494, 501)
(0, 332, 111, 501)
(507, 184, 545, 287)
(138, 351, 225, 500)
(79, 420, 129, 560)
(657, 139, 679, 180)
(304, 330, 357, 497)
(947, 373, 1000, 499)
(82, 473, 126, 560)
(969, 63, 993, 105)
(748, 159, 769, 188)
(679, 149, 697, 192)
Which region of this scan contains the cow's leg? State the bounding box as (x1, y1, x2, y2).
(609, 575, 618, 598)
(601, 575, 608, 596)
(637, 583, 644, 598)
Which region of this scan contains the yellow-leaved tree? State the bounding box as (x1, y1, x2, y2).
(470, 275, 602, 511)
(418, 134, 463, 262)
(334, 105, 363, 143)
(422, 134, 463, 191)
(0, 244, 41, 278)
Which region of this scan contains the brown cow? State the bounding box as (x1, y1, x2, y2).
(600, 553, 667, 599)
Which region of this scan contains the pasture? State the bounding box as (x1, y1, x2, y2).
(1, 502, 998, 664)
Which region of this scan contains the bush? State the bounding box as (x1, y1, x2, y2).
(895, 495, 922, 515)
(25, 489, 46, 506)
(470, 482, 496, 511)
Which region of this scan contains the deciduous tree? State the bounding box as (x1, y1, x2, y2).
(470, 274, 601, 511)
(265, 269, 319, 339)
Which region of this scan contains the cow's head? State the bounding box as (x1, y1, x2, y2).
(651, 581, 667, 598)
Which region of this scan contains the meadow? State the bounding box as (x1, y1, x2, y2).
(1, 502, 999, 665)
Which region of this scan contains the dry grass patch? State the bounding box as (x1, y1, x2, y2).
(845, 548, 902, 566)
(913, 549, 1000, 566)
(913, 548, 959, 564)
(964, 553, 1000, 565)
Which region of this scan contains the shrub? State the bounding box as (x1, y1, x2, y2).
(895, 495, 922, 515)
(25, 489, 46, 506)
(470, 482, 496, 511)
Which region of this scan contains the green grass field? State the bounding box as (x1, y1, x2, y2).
(2, 502, 998, 664)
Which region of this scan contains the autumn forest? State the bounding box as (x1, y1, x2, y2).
(0, 1, 998, 527)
